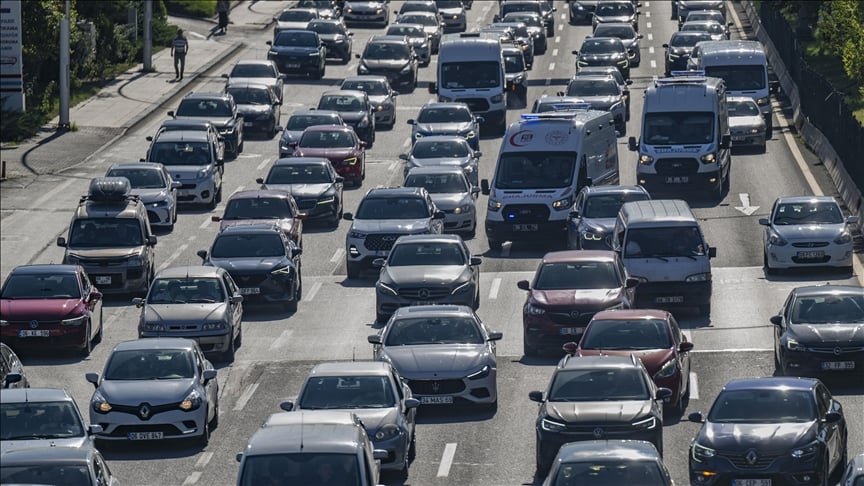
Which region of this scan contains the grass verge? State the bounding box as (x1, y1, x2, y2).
(164, 0, 217, 18)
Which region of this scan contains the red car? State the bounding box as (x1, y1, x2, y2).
(211, 190, 304, 248)
(568, 309, 694, 413)
(0, 264, 104, 357)
(291, 125, 366, 186)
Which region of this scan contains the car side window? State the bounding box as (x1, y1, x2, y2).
(79, 271, 91, 295)
(391, 370, 405, 400)
(222, 274, 238, 297)
(815, 384, 831, 416)
(363, 446, 377, 485)
(0, 353, 9, 377)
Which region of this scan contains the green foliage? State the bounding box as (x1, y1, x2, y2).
(164, 0, 217, 18)
(816, 0, 864, 86)
(0, 104, 46, 143)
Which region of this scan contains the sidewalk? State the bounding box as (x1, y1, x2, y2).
(0, 0, 289, 188)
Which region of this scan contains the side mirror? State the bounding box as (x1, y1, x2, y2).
(769, 315, 782, 326)
(279, 401, 294, 412)
(628, 136, 638, 151)
(170, 181, 182, 190)
(562, 342, 578, 355)
(196, 249, 208, 260)
(428, 81, 437, 94)
(146, 235, 158, 246)
(202, 369, 217, 382)
(266, 40, 273, 46)
(662, 43, 669, 48)
(720, 134, 731, 149)
(625, 79, 633, 85)
(487, 331, 503, 341)
(367, 334, 382, 344)
(769, 80, 781, 94)
(372, 258, 386, 268)
(493, 14, 500, 22)
(846, 215, 859, 224)
(211, 215, 222, 222)
(708, 246, 717, 258)
(343, 212, 354, 221)
(728, 21, 734, 27)
(398, 153, 409, 160)
(625, 277, 639, 289)
(355, 53, 362, 59)
(470, 256, 482, 266)
(236, 452, 243, 463)
(555, 91, 564, 96)
(291, 247, 303, 258)
(569, 210, 580, 219)
(637, 34, 644, 39)
(335, 176, 345, 183)
(471, 186, 480, 195)
(406, 119, 416, 125)
(3, 373, 22, 388)
(656, 387, 673, 400)
(221, 73, 228, 79)
(347, 32, 354, 37)
(57, 237, 67, 247)
(517, 280, 530, 291)
(87, 424, 103, 435)
(679, 341, 694, 353)
(146, 135, 153, 142)
(433, 211, 446, 220)
(571, 50, 579, 55)
(480, 179, 490, 195)
(275, 126, 284, 133)
(474, 151, 482, 158)
(404, 398, 420, 409)
(824, 411, 842, 423)
(528, 390, 543, 402)
(230, 295, 244, 304)
(758, 217, 770, 226)
(255, 177, 264, 184)
(360, 141, 367, 148)
(288, 141, 298, 148)
(85, 372, 100, 387)
(688, 411, 704, 423)
(132, 297, 145, 307)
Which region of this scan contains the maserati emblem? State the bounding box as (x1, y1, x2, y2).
(745, 449, 758, 465)
(834, 346, 842, 356)
(592, 427, 604, 439)
(418, 288, 431, 299)
(29, 320, 39, 329)
(431, 381, 440, 394)
(138, 404, 151, 420)
(569, 311, 580, 319)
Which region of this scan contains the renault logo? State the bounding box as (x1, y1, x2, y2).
(29, 320, 39, 329)
(592, 427, 604, 439)
(139, 404, 151, 420)
(418, 288, 430, 299)
(745, 449, 758, 465)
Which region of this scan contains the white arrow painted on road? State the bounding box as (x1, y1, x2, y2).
(734, 193, 759, 216)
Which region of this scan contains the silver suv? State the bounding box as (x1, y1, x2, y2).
(343, 187, 445, 279)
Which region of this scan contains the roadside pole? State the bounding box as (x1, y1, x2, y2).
(143, 0, 152, 72)
(58, 0, 71, 130)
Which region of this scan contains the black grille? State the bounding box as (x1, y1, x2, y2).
(106, 424, 185, 438)
(546, 311, 595, 327)
(108, 402, 181, 419)
(806, 346, 864, 354)
(717, 451, 780, 470)
(654, 158, 699, 176)
(408, 379, 466, 395)
(457, 98, 490, 112)
(180, 183, 197, 190)
(562, 423, 638, 435)
(7, 320, 60, 326)
(397, 287, 452, 300)
(501, 204, 550, 223)
(791, 255, 831, 264)
(90, 274, 124, 289)
(364, 234, 402, 251)
(791, 242, 830, 248)
(295, 198, 317, 210)
(232, 273, 267, 286)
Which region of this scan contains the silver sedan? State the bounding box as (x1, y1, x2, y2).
(105, 163, 180, 230)
(404, 166, 479, 237)
(368, 305, 502, 407)
(400, 135, 481, 186)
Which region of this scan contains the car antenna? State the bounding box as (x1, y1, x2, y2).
(352, 346, 356, 362)
(300, 411, 304, 450)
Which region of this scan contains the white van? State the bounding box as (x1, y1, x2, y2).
(611, 199, 716, 314)
(429, 33, 507, 134)
(695, 40, 775, 134)
(481, 109, 619, 250)
(628, 72, 731, 199)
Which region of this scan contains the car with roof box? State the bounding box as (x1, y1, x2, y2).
(407, 102, 483, 151)
(257, 157, 344, 226)
(266, 29, 326, 79)
(291, 124, 367, 186)
(0, 444, 116, 485)
(306, 18, 353, 63)
(148, 118, 225, 163)
(385, 23, 431, 66)
(145, 129, 223, 209)
(542, 439, 672, 486)
(211, 189, 304, 248)
(341, 76, 399, 129)
(278, 109, 346, 158)
(226, 81, 281, 137)
(1, 387, 101, 453)
(356, 35, 419, 90)
(404, 166, 479, 236)
(316, 90, 376, 146)
(567, 184, 650, 250)
(168, 92, 244, 159)
(105, 162, 181, 230)
(221, 59, 284, 104)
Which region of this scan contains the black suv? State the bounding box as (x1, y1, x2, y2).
(316, 90, 376, 146)
(266, 29, 326, 79)
(356, 35, 419, 91)
(168, 92, 244, 159)
(529, 354, 670, 477)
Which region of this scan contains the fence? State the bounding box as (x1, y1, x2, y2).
(757, 2, 864, 193)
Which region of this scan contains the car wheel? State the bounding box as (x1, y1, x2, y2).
(80, 321, 92, 357)
(342, 51, 351, 64)
(222, 333, 236, 363)
(346, 261, 361, 279)
(376, 312, 389, 324)
(488, 238, 502, 251)
(465, 222, 476, 239)
(535, 446, 551, 478)
(93, 308, 104, 345)
(234, 322, 242, 348)
(197, 418, 210, 447)
(616, 122, 626, 137)
(209, 399, 219, 428)
(408, 432, 417, 461)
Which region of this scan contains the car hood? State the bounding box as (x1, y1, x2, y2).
(594, 15, 634, 23)
(1, 299, 84, 321)
(730, 116, 765, 128)
(317, 34, 343, 43)
(772, 223, 847, 240)
(262, 183, 332, 198)
(219, 218, 299, 235)
(236, 104, 273, 117)
(64, 247, 144, 259)
(384, 265, 469, 286)
(143, 303, 227, 323)
(346, 2, 386, 12)
(208, 257, 287, 273)
(98, 379, 195, 406)
(174, 116, 233, 129)
(361, 59, 410, 70)
(408, 156, 471, 167)
(269, 44, 318, 55)
(546, 400, 652, 423)
(294, 147, 357, 159)
(790, 323, 864, 345)
(576, 95, 620, 109)
(0, 437, 89, 454)
(336, 111, 367, 124)
(430, 193, 471, 210)
(275, 21, 312, 30)
(415, 122, 473, 134)
(699, 421, 816, 451)
(577, 217, 617, 234)
(577, 349, 674, 375)
(368, 95, 391, 106)
(383, 344, 487, 375)
(439, 7, 463, 16)
(530, 288, 624, 307)
(580, 54, 625, 63)
(131, 188, 170, 204)
(351, 219, 429, 233)
(228, 77, 277, 89)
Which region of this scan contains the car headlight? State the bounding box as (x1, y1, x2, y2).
(343, 156, 358, 166)
(767, 231, 788, 246)
(487, 198, 502, 212)
(376, 282, 398, 296)
(375, 8, 383, 14)
(606, 302, 624, 311)
(638, 154, 654, 165)
(358, 64, 369, 74)
(414, 132, 425, 139)
(700, 153, 717, 164)
(462, 130, 476, 139)
(552, 197, 572, 210)
(541, 417, 566, 432)
(140, 322, 164, 332)
(61, 315, 86, 326)
(349, 230, 367, 239)
(791, 441, 819, 459)
(785, 337, 801, 351)
(150, 200, 168, 208)
(750, 128, 761, 134)
(692, 442, 716, 462)
(220, 124, 236, 135)
(491, 94, 504, 104)
(453, 203, 473, 214)
(198, 167, 212, 178)
(466, 365, 490, 380)
(357, 117, 370, 128)
(524, 303, 545, 316)
(685, 272, 711, 282)
(617, 59, 628, 66)
(578, 60, 589, 67)
(756, 96, 770, 106)
(202, 320, 228, 330)
(668, 53, 680, 60)
(334, 38, 344, 44)
(374, 423, 400, 440)
(439, 95, 453, 102)
(632, 416, 657, 430)
(128, 256, 144, 266)
(91, 390, 112, 413)
(179, 389, 202, 411)
(834, 231, 852, 244)
(317, 196, 335, 205)
(654, 359, 678, 379)
(375, 104, 384, 112)
(451, 281, 472, 295)
(268, 50, 278, 57)
(308, 51, 320, 57)
(401, 64, 412, 73)
(0, 320, 8, 327)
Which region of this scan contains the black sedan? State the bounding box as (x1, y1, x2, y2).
(306, 19, 353, 63)
(573, 37, 633, 80)
(772, 284, 864, 376)
(662, 31, 712, 76)
(226, 82, 281, 137)
(257, 157, 344, 227)
(266, 29, 326, 79)
(316, 90, 376, 146)
(689, 377, 848, 486)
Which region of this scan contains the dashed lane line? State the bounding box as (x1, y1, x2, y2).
(690, 348, 773, 353)
(182, 472, 202, 485)
(255, 158, 271, 171)
(650, 60, 657, 69)
(270, 330, 294, 351)
(554, 36, 560, 44)
(437, 443, 458, 477)
(647, 33, 653, 41)
(645, 11, 651, 18)
(157, 239, 192, 273)
(646, 21, 652, 29)
(548, 62, 556, 71)
(689, 373, 700, 400)
(233, 383, 260, 411)
(649, 46, 655, 54)
(304, 282, 322, 302)
(195, 452, 214, 469)
(488, 277, 501, 300)
(330, 247, 345, 263)
(551, 48, 558, 56)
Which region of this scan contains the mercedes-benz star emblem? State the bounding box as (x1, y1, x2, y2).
(834, 346, 842, 356)
(418, 288, 431, 299)
(569, 311, 580, 319)
(139, 404, 151, 420)
(745, 449, 758, 465)
(592, 427, 604, 439)
(29, 320, 39, 329)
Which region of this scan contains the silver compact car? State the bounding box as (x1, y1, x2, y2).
(400, 135, 481, 186)
(343, 0, 389, 27)
(105, 162, 181, 230)
(368, 305, 501, 407)
(86, 338, 219, 446)
(408, 102, 483, 151)
(404, 166, 479, 236)
(568, 185, 651, 250)
(561, 74, 627, 135)
(759, 196, 858, 273)
(374, 234, 481, 322)
(1, 388, 99, 453)
(222, 59, 284, 104)
(728, 96, 767, 151)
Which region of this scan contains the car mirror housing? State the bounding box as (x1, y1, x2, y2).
(87, 424, 103, 435)
(132, 297, 145, 307)
(688, 411, 704, 423)
(85, 372, 100, 387)
(3, 373, 22, 388)
(528, 390, 543, 402)
(404, 398, 421, 409)
(679, 341, 695, 353)
(470, 256, 482, 266)
(202, 369, 217, 382)
(196, 249, 208, 260)
(57, 237, 67, 247)
(279, 401, 295, 412)
(517, 280, 530, 291)
(230, 295, 243, 304)
(335, 176, 345, 183)
(372, 258, 386, 268)
(824, 411, 842, 423)
(368, 334, 382, 344)
(625, 277, 640, 289)
(769, 315, 782, 326)
(656, 387, 673, 400)
(487, 331, 503, 341)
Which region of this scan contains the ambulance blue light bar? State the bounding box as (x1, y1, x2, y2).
(672, 70, 705, 76)
(520, 112, 581, 121)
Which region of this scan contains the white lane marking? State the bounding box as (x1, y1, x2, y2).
(690, 348, 773, 353)
(236, 153, 259, 159)
(554, 36, 561, 44)
(437, 443, 458, 477)
(182, 472, 202, 485)
(488, 277, 501, 300)
(256, 158, 271, 171)
(647, 33, 653, 41)
(199, 217, 211, 230)
(649, 46, 655, 54)
(645, 1, 650, 6)
(33, 178, 76, 209)
(645, 11, 651, 18)
(548, 62, 555, 71)
(195, 452, 214, 469)
(346, 63, 357, 72)
(72, 172, 86, 177)
(551, 48, 558, 57)
(188, 31, 206, 39)
(270, 329, 294, 351)
(330, 247, 346, 263)
(157, 241, 191, 273)
(501, 243, 511, 257)
(734, 193, 760, 216)
(481, 3, 491, 14)
(558, 24, 563, 31)
(689, 373, 699, 400)
(646, 22, 652, 29)
(388, 161, 398, 171)
(402, 138, 410, 149)
(560, 13, 566, 20)
(304, 282, 322, 302)
(233, 383, 260, 411)
(650, 59, 657, 69)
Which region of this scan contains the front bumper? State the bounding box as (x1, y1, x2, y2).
(537, 424, 661, 470)
(269, 55, 322, 76)
(71, 260, 149, 294)
(144, 202, 173, 227)
(90, 406, 207, 442)
(373, 431, 409, 471)
(442, 207, 476, 233)
(139, 329, 232, 355)
(689, 449, 824, 486)
(376, 286, 475, 318)
(523, 311, 597, 350)
(293, 195, 339, 220)
(372, 104, 396, 125)
(344, 11, 387, 25)
(404, 371, 497, 406)
(637, 168, 723, 196)
(634, 281, 712, 308)
(241, 116, 274, 133)
(731, 130, 766, 147)
(765, 241, 853, 269)
(485, 218, 567, 243)
(442, 16, 467, 33)
(779, 348, 864, 375)
(1, 324, 88, 350)
(176, 179, 216, 205)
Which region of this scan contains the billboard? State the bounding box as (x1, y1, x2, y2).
(0, 1, 24, 111)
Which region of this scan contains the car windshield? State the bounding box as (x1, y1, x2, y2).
(104, 349, 195, 380)
(211, 233, 286, 258)
(286, 114, 340, 130)
(228, 87, 271, 105)
(238, 453, 360, 486)
(299, 0, 331, 8)
(567, 79, 619, 96)
(412, 140, 469, 158)
(502, 4, 540, 15)
(580, 319, 673, 350)
(402, 14, 437, 26)
(149, 141, 212, 166)
(504, 13, 542, 27)
(224, 197, 294, 220)
(417, 107, 472, 123)
(176, 99, 233, 117)
(364, 43, 410, 60)
(549, 369, 649, 401)
(274, 31, 318, 47)
(355, 197, 430, 219)
(682, 22, 724, 34)
(278, 10, 316, 21)
(106, 168, 166, 189)
(772, 201, 844, 225)
(309, 21, 341, 34)
(341, 81, 389, 95)
(552, 460, 664, 485)
(267, 165, 332, 184)
(669, 33, 710, 47)
(583, 193, 649, 218)
(704, 64, 767, 90)
(580, 39, 625, 54)
(791, 294, 864, 324)
(708, 389, 816, 423)
(230, 64, 275, 78)
(387, 25, 424, 38)
(0, 465, 91, 486)
(688, 12, 723, 23)
(1, 273, 81, 299)
(0, 401, 85, 440)
(493, 151, 575, 189)
(300, 130, 355, 148)
(534, 262, 620, 290)
(643, 111, 714, 145)
(385, 316, 483, 345)
(435, 0, 462, 8)
(504, 54, 525, 73)
(596, 2, 635, 16)
(148, 277, 225, 304)
(728, 100, 761, 117)
(441, 61, 501, 89)
(318, 95, 364, 112)
(593, 25, 636, 39)
(625, 227, 705, 258)
(388, 242, 466, 266)
(404, 173, 469, 194)
(68, 218, 143, 248)
(299, 376, 396, 409)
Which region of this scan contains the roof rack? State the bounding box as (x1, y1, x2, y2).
(80, 177, 139, 204)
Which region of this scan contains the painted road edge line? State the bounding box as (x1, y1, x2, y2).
(437, 443, 458, 477)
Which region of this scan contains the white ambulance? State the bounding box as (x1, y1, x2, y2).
(481, 109, 619, 250)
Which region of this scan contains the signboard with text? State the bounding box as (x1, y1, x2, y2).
(0, 2, 25, 112)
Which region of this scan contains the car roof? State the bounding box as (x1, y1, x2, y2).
(727, 96, 759, 103)
(233, 59, 275, 67)
(155, 265, 224, 279)
(789, 285, 864, 298)
(182, 92, 232, 102)
(406, 166, 467, 176)
(152, 130, 210, 142)
(0, 387, 75, 404)
(394, 234, 464, 245)
(582, 184, 648, 196)
(556, 440, 661, 462)
(218, 224, 283, 235)
(570, 74, 617, 83)
(9, 264, 79, 276)
(343, 75, 389, 84)
(413, 134, 468, 143)
(582, 36, 625, 46)
(308, 18, 343, 26)
(309, 361, 391, 376)
(111, 337, 198, 352)
(559, 354, 639, 370)
(670, 31, 713, 39)
(322, 90, 366, 99)
(272, 157, 332, 167)
(288, 109, 342, 118)
(0, 446, 97, 465)
(365, 186, 426, 198)
(302, 124, 354, 133)
(368, 35, 409, 44)
(245, 422, 365, 456)
(226, 81, 272, 91)
(263, 410, 362, 428)
(108, 162, 164, 171)
(774, 195, 838, 205)
(392, 304, 474, 319)
(420, 102, 472, 111)
(159, 119, 215, 129)
(227, 189, 293, 200)
(594, 22, 636, 30)
(591, 309, 673, 321)
(540, 250, 619, 264)
(722, 377, 819, 392)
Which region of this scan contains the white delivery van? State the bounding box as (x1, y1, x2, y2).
(611, 199, 716, 315)
(429, 33, 507, 135)
(695, 40, 776, 134)
(481, 109, 619, 250)
(628, 72, 731, 199)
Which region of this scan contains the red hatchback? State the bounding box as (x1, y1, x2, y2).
(0, 264, 104, 357)
(569, 309, 694, 413)
(291, 125, 366, 186)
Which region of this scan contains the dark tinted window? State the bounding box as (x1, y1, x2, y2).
(0, 465, 90, 486)
(643, 111, 714, 145)
(596, 2, 636, 16)
(69, 218, 143, 247)
(318, 95, 365, 112)
(417, 107, 472, 123)
(412, 140, 469, 158)
(580, 39, 625, 54)
(104, 348, 195, 380)
(708, 389, 816, 423)
(494, 151, 575, 189)
(593, 25, 636, 39)
(791, 294, 864, 324)
(227, 86, 272, 105)
(534, 262, 620, 290)
(106, 168, 167, 189)
(238, 453, 361, 486)
(552, 460, 665, 485)
(299, 130, 356, 148)
(727, 99, 761, 116)
(772, 201, 844, 225)
(277, 10, 316, 21)
(286, 114, 340, 130)
(566, 79, 620, 96)
(223, 197, 295, 219)
(363, 42, 410, 60)
(549, 368, 649, 401)
(176, 98, 233, 117)
(274, 31, 318, 47)
(149, 141, 212, 166)
(404, 173, 469, 194)
(583, 193, 649, 218)
(1, 273, 81, 299)
(355, 197, 430, 219)
(267, 165, 332, 184)
(580, 319, 673, 350)
(388, 242, 466, 266)
(229, 63, 276, 78)
(299, 376, 396, 409)
(341, 80, 389, 96)
(668, 33, 710, 47)
(211, 233, 286, 258)
(148, 277, 226, 304)
(385, 316, 483, 345)
(0, 400, 85, 440)
(308, 21, 342, 34)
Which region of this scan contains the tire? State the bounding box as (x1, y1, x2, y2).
(197, 419, 210, 447)
(285, 277, 300, 312)
(523, 339, 540, 358)
(765, 117, 773, 139)
(616, 122, 626, 137)
(536, 447, 550, 479)
(764, 252, 777, 276)
(92, 308, 104, 345)
(80, 322, 92, 357)
(408, 432, 417, 461)
(376, 312, 389, 324)
(488, 238, 502, 251)
(341, 52, 351, 64)
(209, 400, 219, 428)
(346, 261, 361, 279)
(221, 332, 236, 363)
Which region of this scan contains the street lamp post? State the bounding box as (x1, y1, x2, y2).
(58, 0, 71, 129)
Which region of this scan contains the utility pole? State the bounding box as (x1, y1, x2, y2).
(58, 0, 71, 129)
(143, 0, 152, 71)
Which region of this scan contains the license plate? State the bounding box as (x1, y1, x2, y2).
(560, 327, 582, 335)
(821, 361, 855, 370)
(732, 135, 746, 141)
(411, 301, 437, 306)
(420, 396, 453, 404)
(664, 176, 689, 183)
(18, 330, 50, 337)
(95, 276, 112, 285)
(240, 287, 260, 295)
(243, 121, 253, 127)
(796, 250, 824, 259)
(286, 63, 301, 69)
(732, 480, 771, 486)
(127, 431, 163, 440)
(655, 296, 685, 304)
(513, 224, 538, 232)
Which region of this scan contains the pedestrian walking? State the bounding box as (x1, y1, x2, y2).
(217, 0, 230, 34)
(171, 28, 189, 80)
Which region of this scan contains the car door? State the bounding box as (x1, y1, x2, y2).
(196, 346, 218, 417)
(668, 315, 690, 390)
(391, 368, 415, 429)
(269, 62, 284, 101)
(817, 383, 844, 470)
(222, 272, 243, 329)
(81, 270, 102, 336)
(462, 240, 480, 288)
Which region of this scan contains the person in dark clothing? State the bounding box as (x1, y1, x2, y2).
(217, 0, 230, 34)
(171, 29, 189, 80)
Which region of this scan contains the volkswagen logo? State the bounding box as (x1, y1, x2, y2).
(29, 320, 39, 329)
(834, 346, 843, 356)
(418, 288, 431, 299)
(745, 449, 758, 465)
(138, 404, 152, 420)
(569, 311, 580, 319)
(592, 427, 604, 439)
(431, 381, 440, 394)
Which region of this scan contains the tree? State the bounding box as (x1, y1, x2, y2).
(817, 0, 864, 85)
